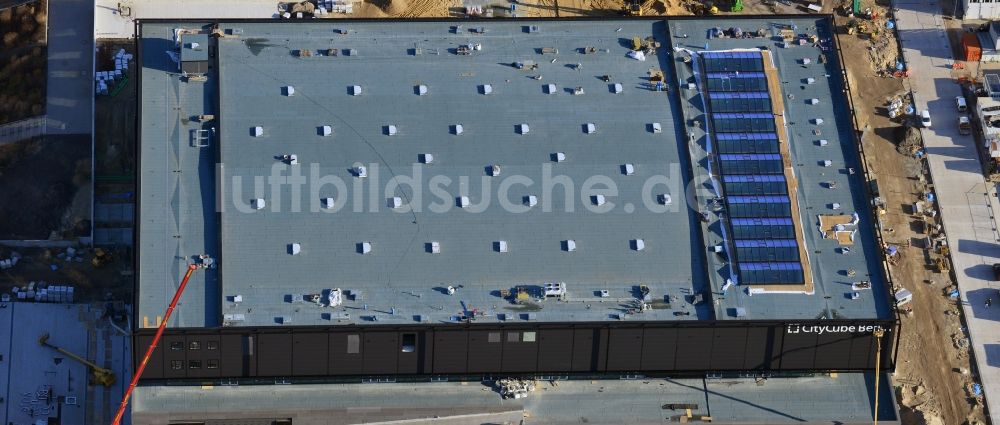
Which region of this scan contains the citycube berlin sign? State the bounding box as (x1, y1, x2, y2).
(786, 323, 889, 335)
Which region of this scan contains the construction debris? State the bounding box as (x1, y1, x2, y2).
(494, 378, 536, 399)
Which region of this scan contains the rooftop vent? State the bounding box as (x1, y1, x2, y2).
(592, 194, 606, 206)
(427, 241, 441, 254)
(284, 86, 295, 96)
(419, 153, 434, 164)
(813, 118, 824, 125)
(808, 98, 820, 105)
(359, 241, 373, 254)
(612, 83, 623, 94)
(544, 282, 566, 297)
(253, 126, 264, 137)
(821, 160, 833, 167)
(657, 194, 672, 205)
(350, 85, 363, 96)
(289, 243, 302, 255)
(452, 124, 464, 135)
(622, 163, 635, 175)
(818, 139, 829, 146)
(389, 196, 403, 209)
(584, 123, 597, 134)
(524, 195, 538, 207)
(320, 125, 333, 136)
(631, 239, 645, 251)
(650, 122, 662, 133)
(345, 48, 357, 56)
(283, 154, 299, 165)
(385, 125, 398, 136)
(416, 84, 428, 95)
(806, 77, 816, 84)
(545, 83, 557, 94)
(552, 152, 566, 162)
(480, 84, 493, 95)
(323, 197, 336, 209)
(488, 164, 501, 177)
(801, 58, 811, 65)
(252, 198, 266, 210)
(562, 240, 576, 252)
(495, 240, 509, 253)
(516, 124, 530, 134)
(458, 196, 471, 208)
(353, 165, 368, 178)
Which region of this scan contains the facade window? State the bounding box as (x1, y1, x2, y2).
(347, 334, 360, 354)
(507, 332, 519, 342)
(170, 341, 184, 351)
(488, 332, 501, 343)
(171, 360, 183, 370)
(522, 332, 537, 343)
(207, 341, 219, 350)
(207, 359, 219, 369)
(189, 341, 201, 350)
(189, 360, 202, 369)
(401, 333, 416, 353)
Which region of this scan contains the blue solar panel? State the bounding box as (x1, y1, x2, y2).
(723, 175, 785, 183)
(734, 239, 799, 262)
(709, 93, 772, 112)
(723, 175, 787, 195)
(702, 51, 765, 73)
(734, 239, 797, 248)
(716, 133, 778, 140)
(728, 195, 790, 204)
(736, 261, 805, 285)
(712, 113, 776, 133)
(731, 218, 793, 226)
(706, 72, 766, 79)
(719, 155, 783, 175)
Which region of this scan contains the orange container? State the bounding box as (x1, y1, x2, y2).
(963, 33, 982, 62)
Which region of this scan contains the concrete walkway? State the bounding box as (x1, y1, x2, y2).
(895, 0, 1000, 421)
(46, 0, 94, 135)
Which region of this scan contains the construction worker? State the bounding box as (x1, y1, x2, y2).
(987, 297, 993, 308)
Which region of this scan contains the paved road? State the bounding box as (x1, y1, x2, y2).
(895, 0, 1000, 421)
(46, 0, 94, 135)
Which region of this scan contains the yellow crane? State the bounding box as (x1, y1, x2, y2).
(38, 333, 116, 387)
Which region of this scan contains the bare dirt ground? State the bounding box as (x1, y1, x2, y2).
(833, 0, 987, 423)
(0, 135, 90, 239)
(0, 0, 46, 124)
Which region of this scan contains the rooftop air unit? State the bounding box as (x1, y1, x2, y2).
(488, 164, 502, 176)
(657, 194, 672, 205)
(428, 241, 441, 253)
(517, 124, 529, 134)
(584, 123, 596, 134)
(360, 242, 373, 254)
(524, 195, 538, 207)
(631, 239, 645, 251)
(562, 240, 576, 252)
(544, 282, 567, 297)
(481, 84, 493, 95)
(417, 84, 428, 95)
(350, 85, 363, 95)
(353, 165, 368, 178)
(252, 198, 266, 210)
(284, 86, 295, 96)
(327, 288, 343, 307)
(253, 126, 264, 137)
(458, 196, 471, 208)
(651, 122, 662, 133)
(592, 194, 606, 206)
(289, 243, 302, 255)
(808, 98, 820, 105)
(321, 125, 333, 136)
(323, 197, 336, 209)
(419, 153, 434, 164)
(389, 197, 403, 209)
(385, 125, 398, 135)
(612, 83, 623, 93)
(545, 83, 557, 94)
(622, 163, 635, 175)
(495, 240, 509, 253)
(284, 154, 299, 165)
(552, 152, 566, 162)
(452, 124, 464, 135)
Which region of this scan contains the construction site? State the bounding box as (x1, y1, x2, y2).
(0, 0, 998, 424)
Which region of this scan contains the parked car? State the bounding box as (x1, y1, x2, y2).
(957, 96, 968, 112)
(921, 110, 932, 128)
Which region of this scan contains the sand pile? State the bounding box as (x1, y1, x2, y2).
(372, 0, 408, 15)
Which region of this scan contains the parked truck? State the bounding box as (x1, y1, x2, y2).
(960, 115, 972, 135)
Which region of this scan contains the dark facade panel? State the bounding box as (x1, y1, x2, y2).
(673, 328, 713, 370)
(219, 334, 246, 377)
(363, 332, 399, 374)
(571, 328, 597, 372)
(537, 329, 574, 372)
(742, 327, 772, 370)
(641, 327, 677, 370)
(778, 331, 818, 370)
(432, 330, 468, 374)
(137, 335, 162, 379)
(606, 328, 643, 371)
(257, 333, 292, 377)
(292, 333, 328, 376)
(398, 331, 421, 374)
(501, 330, 539, 373)
(710, 328, 748, 370)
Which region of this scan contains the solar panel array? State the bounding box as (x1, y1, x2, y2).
(702, 51, 804, 285)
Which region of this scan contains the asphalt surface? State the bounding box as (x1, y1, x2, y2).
(895, 0, 1000, 421)
(45, 0, 94, 135)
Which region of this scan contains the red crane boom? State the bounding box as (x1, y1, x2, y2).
(112, 263, 199, 425)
